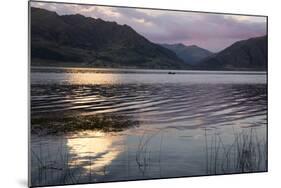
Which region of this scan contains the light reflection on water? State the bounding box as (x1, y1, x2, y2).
(66, 131, 123, 175)
(31, 67, 267, 85)
(31, 72, 266, 85)
(30, 67, 267, 186)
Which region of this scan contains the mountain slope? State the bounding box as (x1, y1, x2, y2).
(161, 43, 213, 65)
(31, 7, 188, 69)
(197, 36, 267, 70)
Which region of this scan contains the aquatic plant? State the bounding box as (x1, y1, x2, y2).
(31, 114, 139, 135)
(204, 128, 267, 174)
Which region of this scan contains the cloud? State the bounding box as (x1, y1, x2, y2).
(30, 2, 267, 52)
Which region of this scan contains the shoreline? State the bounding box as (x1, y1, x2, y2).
(30, 65, 267, 75)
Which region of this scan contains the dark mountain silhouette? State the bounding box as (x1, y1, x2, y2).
(161, 43, 213, 65)
(197, 36, 267, 71)
(31, 7, 188, 69)
(31, 7, 267, 71)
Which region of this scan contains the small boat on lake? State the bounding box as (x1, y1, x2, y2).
(168, 72, 176, 74)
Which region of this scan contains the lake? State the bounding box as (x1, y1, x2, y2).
(30, 67, 267, 186)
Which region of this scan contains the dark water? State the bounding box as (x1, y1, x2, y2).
(30, 67, 267, 186)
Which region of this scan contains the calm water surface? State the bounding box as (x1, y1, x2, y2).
(30, 67, 267, 186)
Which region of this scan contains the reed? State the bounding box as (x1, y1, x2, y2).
(205, 128, 267, 174)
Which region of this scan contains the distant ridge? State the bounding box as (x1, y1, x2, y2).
(161, 43, 213, 65)
(197, 36, 267, 71)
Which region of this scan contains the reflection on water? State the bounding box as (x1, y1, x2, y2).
(30, 67, 267, 187)
(31, 67, 267, 85)
(68, 73, 122, 85)
(31, 84, 267, 130)
(67, 131, 123, 175)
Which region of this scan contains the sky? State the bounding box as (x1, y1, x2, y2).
(31, 2, 267, 52)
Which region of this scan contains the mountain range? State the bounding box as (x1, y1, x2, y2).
(31, 7, 188, 69)
(31, 7, 267, 71)
(197, 36, 267, 70)
(161, 43, 213, 65)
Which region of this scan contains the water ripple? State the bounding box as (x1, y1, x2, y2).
(31, 83, 267, 130)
